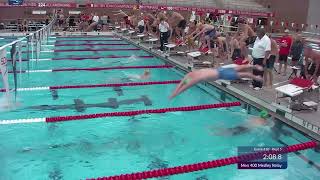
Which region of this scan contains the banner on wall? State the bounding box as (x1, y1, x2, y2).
(0, 48, 9, 94)
(0, 2, 76, 7)
(85, 3, 274, 17)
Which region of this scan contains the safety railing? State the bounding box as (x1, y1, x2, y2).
(0, 14, 56, 95)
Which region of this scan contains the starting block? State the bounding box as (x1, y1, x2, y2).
(165, 44, 176, 55)
(146, 38, 158, 48)
(137, 34, 145, 42)
(303, 101, 318, 111)
(128, 30, 136, 37)
(187, 51, 212, 68)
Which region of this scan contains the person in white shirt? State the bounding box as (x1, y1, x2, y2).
(137, 18, 145, 33)
(85, 13, 100, 31)
(159, 17, 170, 51)
(251, 27, 271, 90)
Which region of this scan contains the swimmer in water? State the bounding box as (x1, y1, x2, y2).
(169, 64, 263, 99)
(211, 110, 273, 136)
(127, 69, 151, 80)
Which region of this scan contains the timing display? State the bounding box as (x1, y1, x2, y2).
(8, 0, 24, 5)
(237, 146, 288, 169)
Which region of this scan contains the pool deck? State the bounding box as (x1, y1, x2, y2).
(112, 32, 320, 141)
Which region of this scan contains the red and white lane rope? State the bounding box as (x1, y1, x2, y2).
(55, 43, 131, 47)
(53, 48, 141, 52)
(0, 80, 181, 92)
(7, 55, 154, 62)
(86, 141, 318, 180)
(5, 65, 173, 74)
(0, 102, 241, 125)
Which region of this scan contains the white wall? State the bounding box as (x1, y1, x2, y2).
(307, 0, 320, 33)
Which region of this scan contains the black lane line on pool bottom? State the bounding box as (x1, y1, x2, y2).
(28, 95, 153, 112)
(113, 87, 123, 96)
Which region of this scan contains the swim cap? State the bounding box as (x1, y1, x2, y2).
(259, 110, 269, 119)
(182, 78, 191, 85)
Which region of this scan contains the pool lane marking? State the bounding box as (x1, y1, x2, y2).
(5, 65, 173, 74)
(0, 102, 241, 124)
(55, 39, 123, 42)
(53, 35, 114, 38)
(0, 80, 181, 92)
(53, 48, 140, 52)
(7, 55, 154, 62)
(7, 50, 54, 54)
(0, 118, 46, 125)
(55, 43, 130, 47)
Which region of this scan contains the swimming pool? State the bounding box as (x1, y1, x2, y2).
(0, 35, 319, 180)
(0, 36, 18, 46)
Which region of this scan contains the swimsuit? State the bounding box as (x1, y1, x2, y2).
(205, 29, 216, 38)
(217, 67, 239, 80)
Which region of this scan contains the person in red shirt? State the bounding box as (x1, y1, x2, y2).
(278, 29, 293, 75)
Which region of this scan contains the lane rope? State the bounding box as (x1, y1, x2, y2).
(53, 48, 141, 52)
(7, 55, 154, 62)
(0, 102, 241, 124)
(4, 65, 173, 74)
(0, 80, 181, 92)
(86, 141, 317, 180)
(55, 43, 131, 47)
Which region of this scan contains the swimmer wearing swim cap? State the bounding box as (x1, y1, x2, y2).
(140, 69, 151, 80)
(211, 110, 272, 136)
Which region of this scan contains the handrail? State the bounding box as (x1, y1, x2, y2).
(0, 15, 56, 51)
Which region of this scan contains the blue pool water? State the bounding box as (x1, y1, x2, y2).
(0, 35, 319, 180)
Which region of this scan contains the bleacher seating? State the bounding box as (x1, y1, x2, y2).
(0, 0, 269, 13)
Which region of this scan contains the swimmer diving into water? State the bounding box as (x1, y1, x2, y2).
(169, 64, 263, 99)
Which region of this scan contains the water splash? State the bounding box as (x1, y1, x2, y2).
(122, 55, 143, 64)
(0, 94, 21, 112)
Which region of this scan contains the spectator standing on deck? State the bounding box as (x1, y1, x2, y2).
(278, 29, 293, 76)
(304, 46, 320, 85)
(100, 14, 109, 31)
(251, 27, 271, 90)
(158, 17, 170, 52)
(137, 18, 145, 33)
(264, 34, 279, 89)
(290, 34, 304, 67)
